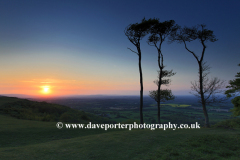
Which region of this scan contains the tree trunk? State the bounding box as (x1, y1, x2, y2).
(198, 61, 210, 127)
(157, 50, 163, 124)
(138, 48, 144, 124)
(157, 69, 162, 124)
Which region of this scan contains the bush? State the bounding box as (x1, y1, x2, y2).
(212, 118, 240, 128)
(231, 96, 240, 116)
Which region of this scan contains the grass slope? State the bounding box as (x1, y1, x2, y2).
(0, 114, 240, 160)
(1, 96, 240, 159)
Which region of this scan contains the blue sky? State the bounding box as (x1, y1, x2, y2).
(0, 0, 239, 96)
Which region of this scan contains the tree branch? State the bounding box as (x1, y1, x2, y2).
(183, 41, 199, 61)
(127, 47, 139, 55)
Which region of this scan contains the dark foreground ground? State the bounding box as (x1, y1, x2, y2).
(0, 95, 239, 160)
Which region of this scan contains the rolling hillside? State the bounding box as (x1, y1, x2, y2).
(0, 96, 240, 159)
(0, 96, 113, 124)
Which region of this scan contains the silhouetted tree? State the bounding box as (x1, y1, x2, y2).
(149, 89, 174, 102)
(171, 24, 217, 127)
(125, 18, 151, 124)
(225, 63, 240, 116)
(149, 69, 175, 123)
(191, 62, 227, 105)
(230, 96, 240, 117)
(225, 63, 240, 97)
(146, 18, 177, 124)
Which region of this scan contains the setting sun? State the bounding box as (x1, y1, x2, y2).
(41, 86, 51, 95)
(44, 87, 49, 92)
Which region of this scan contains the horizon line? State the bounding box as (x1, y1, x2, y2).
(0, 93, 194, 99)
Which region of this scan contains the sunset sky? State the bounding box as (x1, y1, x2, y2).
(0, 0, 240, 97)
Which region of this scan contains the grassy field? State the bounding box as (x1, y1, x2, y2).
(1, 96, 240, 159)
(95, 104, 232, 125)
(151, 103, 191, 107)
(1, 114, 240, 160)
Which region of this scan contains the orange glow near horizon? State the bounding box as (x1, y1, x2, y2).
(0, 77, 149, 97)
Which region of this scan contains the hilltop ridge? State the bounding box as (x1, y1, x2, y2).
(0, 96, 113, 124)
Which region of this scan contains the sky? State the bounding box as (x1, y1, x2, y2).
(0, 0, 240, 97)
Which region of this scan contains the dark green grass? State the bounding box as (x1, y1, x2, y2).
(1, 96, 239, 159)
(0, 114, 240, 160)
(0, 114, 123, 148)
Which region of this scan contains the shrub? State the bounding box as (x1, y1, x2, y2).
(230, 96, 240, 116)
(212, 118, 240, 128)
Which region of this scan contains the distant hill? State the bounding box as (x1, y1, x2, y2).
(0, 96, 113, 123)
(0, 94, 38, 99)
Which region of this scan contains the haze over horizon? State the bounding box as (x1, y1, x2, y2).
(1, 0, 240, 97)
(0, 93, 197, 99)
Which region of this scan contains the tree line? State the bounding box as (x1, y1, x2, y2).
(125, 18, 239, 127)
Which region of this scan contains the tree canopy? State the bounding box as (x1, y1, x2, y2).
(149, 69, 176, 103)
(225, 63, 240, 97)
(125, 18, 152, 53)
(149, 89, 174, 103)
(230, 96, 240, 117)
(170, 24, 217, 62)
